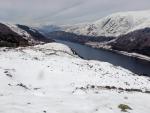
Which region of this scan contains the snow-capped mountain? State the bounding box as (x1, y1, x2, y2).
(16, 24, 53, 43)
(63, 10, 150, 37)
(0, 23, 29, 47)
(0, 23, 53, 47)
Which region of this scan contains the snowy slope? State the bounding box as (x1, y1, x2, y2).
(5, 23, 32, 41)
(0, 22, 53, 47)
(63, 10, 150, 37)
(0, 42, 150, 113)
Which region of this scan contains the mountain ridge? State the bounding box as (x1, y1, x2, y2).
(38, 10, 150, 37)
(0, 23, 53, 47)
(63, 10, 150, 37)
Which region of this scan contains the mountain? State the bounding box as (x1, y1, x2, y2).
(16, 24, 53, 43)
(110, 28, 150, 56)
(38, 10, 150, 38)
(0, 23, 53, 47)
(63, 10, 150, 37)
(0, 23, 29, 47)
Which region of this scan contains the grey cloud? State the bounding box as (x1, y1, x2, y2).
(0, 0, 150, 25)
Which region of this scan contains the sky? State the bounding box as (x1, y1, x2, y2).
(0, 0, 150, 25)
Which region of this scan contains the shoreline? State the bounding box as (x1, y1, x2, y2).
(56, 40, 150, 63)
(85, 42, 150, 63)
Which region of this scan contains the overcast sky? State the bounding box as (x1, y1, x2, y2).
(0, 0, 150, 25)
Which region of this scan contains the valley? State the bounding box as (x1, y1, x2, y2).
(0, 9, 150, 113)
(39, 10, 150, 58)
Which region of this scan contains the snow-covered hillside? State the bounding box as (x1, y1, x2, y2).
(63, 10, 150, 37)
(5, 23, 34, 42)
(0, 22, 53, 47)
(0, 42, 150, 113)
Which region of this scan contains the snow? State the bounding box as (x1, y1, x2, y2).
(0, 42, 150, 113)
(4, 23, 37, 43)
(5, 23, 31, 39)
(35, 43, 74, 54)
(63, 10, 150, 37)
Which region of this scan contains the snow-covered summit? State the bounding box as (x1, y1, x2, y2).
(64, 10, 150, 37)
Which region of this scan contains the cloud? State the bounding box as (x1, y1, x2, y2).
(0, 0, 150, 25)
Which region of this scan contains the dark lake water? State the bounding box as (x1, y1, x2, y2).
(56, 40, 150, 76)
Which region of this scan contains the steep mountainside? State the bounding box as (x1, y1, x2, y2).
(0, 23, 29, 47)
(110, 28, 150, 56)
(17, 24, 53, 43)
(0, 23, 53, 47)
(63, 10, 150, 37)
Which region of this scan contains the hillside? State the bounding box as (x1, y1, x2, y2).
(110, 28, 150, 56)
(0, 23, 29, 47)
(16, 24, 53, 43)
(63, 10, 150, 37)
(0, 42, 150, 113)
(0, 23, 53, 47)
